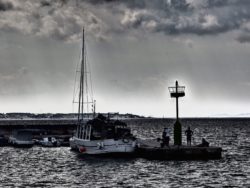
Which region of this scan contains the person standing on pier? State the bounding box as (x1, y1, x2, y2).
(185, 126, 193, 146)
(161, 128, 170, 147)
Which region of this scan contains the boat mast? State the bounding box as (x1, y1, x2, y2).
(78, 28, 85, 122)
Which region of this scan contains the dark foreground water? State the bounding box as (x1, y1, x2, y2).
(0, 118, 250, 187)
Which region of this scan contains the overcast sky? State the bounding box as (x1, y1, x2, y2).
(0, 0, 250, 117)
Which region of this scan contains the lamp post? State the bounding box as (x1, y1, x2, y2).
(168, 81, 185, 145)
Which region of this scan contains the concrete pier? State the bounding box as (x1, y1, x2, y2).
(136, 139, 222, 160)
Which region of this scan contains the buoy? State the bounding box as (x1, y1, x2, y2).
(79, 146, 86, 153)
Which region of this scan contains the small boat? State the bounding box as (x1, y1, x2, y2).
(39, 137, 60, 147)
(70, 28, 137, 155)
(9, 130, 34, 148)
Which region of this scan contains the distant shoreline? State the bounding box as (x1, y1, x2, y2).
(0, 112, 249, 120)
(0, 112, 145, 120)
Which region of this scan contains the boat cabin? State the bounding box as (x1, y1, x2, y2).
(76, 114, 133, 141)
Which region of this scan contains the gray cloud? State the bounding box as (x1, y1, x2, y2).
(236, 32, 250, 43)
(0, 0, 13, 11)
(118, 0, 250, 37)
(40, 0, 51, 7)
(0, 0, 108, 42)
(0, 0, 250, 42)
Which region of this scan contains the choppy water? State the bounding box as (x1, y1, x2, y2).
(0, 118, 250, 187)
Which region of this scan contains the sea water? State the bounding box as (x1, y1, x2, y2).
(0, 118, 249, 187)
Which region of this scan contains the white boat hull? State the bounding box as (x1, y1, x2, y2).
(70, 137, 136, 155)
(9, 137, 34, 147)
(39, 137, 60, 147)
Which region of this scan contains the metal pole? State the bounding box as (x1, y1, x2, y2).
(81, 28, 85, 120)
(176, 80, 179, 120)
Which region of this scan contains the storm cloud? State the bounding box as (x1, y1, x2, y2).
(0, 0, 13, 11)
(0, 0, 250, 42)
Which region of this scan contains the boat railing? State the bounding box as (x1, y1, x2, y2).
(79, 124, 91, 141)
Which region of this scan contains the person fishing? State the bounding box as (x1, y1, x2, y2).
(185, 126, 193, 146)
(161, 128, 170, 147)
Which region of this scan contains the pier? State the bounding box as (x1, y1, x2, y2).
(136, 139, 222, 160)
(135, 81, 222, 160)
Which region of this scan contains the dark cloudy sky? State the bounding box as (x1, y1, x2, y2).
(0, 0, 250, 117)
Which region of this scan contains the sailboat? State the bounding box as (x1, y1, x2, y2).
(69, 28, 137, 155)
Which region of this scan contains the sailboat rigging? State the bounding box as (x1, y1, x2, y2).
(72, 28, 95, 119)
(70, 28, 137, 155)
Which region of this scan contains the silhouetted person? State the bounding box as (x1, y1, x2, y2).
(185, 126, 193, 146)
(161, 128, 170, 148)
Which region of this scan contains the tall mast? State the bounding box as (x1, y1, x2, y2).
(78, 28, 85, 122)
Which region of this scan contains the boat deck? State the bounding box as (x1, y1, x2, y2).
(136, 139, 222, 160)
